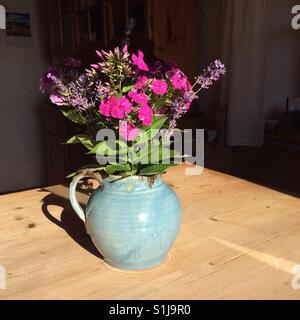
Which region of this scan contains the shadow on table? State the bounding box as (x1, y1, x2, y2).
(40, 187, 103, 260)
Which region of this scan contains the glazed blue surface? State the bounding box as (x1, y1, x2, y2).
(75, 176, 181, 270)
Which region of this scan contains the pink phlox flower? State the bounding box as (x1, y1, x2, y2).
(151, 80, 168, 95)
(119, 122, 141, 141)
(171, 72, 188, 90)
(138, 104, 153, 126)
(134, 76, 148, 89)
(110, 105, 125, 119)
(110, 96, 132, 119)
(99, 100, 110, 117)
(128, 90, 149, 105)
(119, 96, 132, 113)
(99, 96, 132, 119)
(132, 50, 149, 71)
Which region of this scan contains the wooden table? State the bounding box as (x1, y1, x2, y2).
(1, 164, 300, 300)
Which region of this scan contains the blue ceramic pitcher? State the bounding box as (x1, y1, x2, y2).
(69, 173, 181, 270)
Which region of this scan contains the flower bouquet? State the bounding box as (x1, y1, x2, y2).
(40, 46, 225, 270)
(40, 46, 225, 177)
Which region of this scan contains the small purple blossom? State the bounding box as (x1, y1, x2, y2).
(168, 91, 198, 129)
(39, 67, 59, 93)
(71, 96, 90, 111)
(50, 93, 66, 106)
(96, 81, 111, 99)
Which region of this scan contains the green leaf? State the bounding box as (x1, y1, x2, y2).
(88, 141, 110, 154)
(126, 169, 138, 176)
(154, 98, 166, 109)
(62, 109, 87, 125)
(147, 115, 168, 131)
(122, 85, 134, 93)
(165, 98, 173, 105)
(134, 116, 168, 145)
(89, 139, 132, 156)
(66, 134, 95, 151)
(104, 163, 131, 175)
(135, 143, 183, 165)
(139, 163, 177, 176)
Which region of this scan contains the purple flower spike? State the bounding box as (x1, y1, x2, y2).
(196, 59, 226, 90)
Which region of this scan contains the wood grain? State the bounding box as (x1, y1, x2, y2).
(0, 164, 300, 299)
(152, 0, 198, 78)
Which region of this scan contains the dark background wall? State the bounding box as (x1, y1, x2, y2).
(0, 0, 50, 193)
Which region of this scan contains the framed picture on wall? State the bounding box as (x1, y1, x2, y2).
(5, 9, 33, 47)
(6, 12, 31, 37)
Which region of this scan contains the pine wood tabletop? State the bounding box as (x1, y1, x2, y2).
(0, 164, 300, 299)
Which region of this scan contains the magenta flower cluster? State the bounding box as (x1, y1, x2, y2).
(40, 46, 225, 141)
(100, 96, 132, 119)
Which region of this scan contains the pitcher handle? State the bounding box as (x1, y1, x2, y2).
(69, 172, 103, 223)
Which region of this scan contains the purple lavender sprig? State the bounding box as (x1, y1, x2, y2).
(168, 60, 225, 130)
(169, 92, 198, 130)
(194, 60, 226, 92)
(169, 100, 188, 130)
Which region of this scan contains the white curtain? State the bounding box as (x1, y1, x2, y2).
(221, 0, 268, 146)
